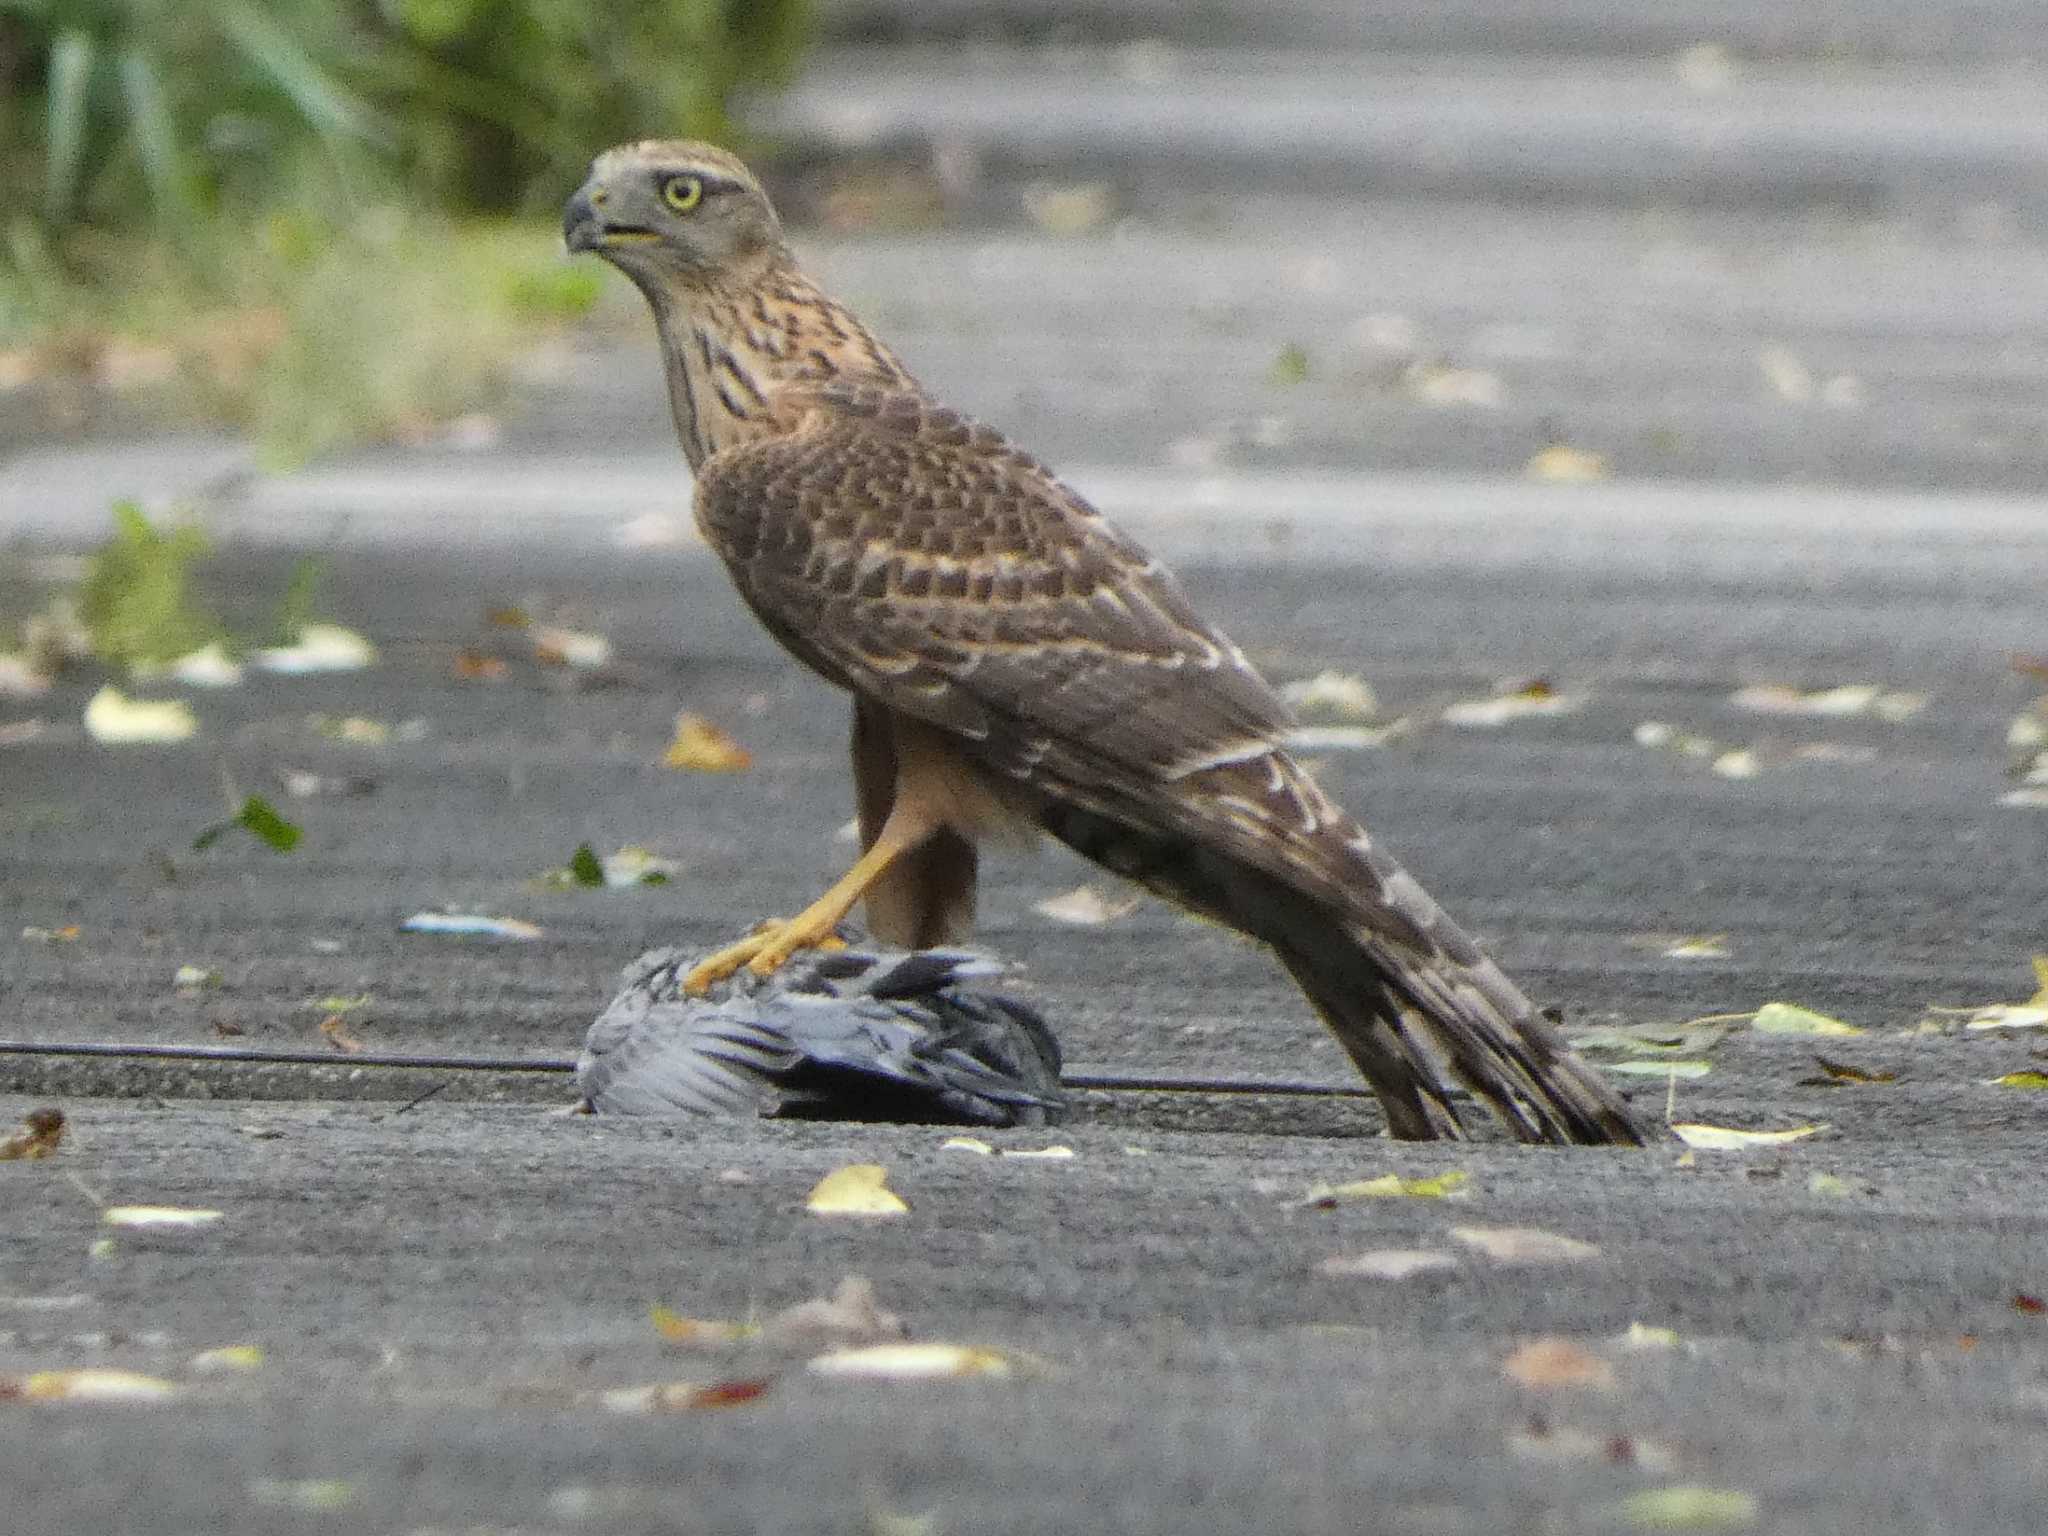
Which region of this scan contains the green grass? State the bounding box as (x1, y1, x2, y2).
(0, 209, 601, 465)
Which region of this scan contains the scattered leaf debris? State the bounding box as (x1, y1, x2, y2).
(1524, 444, 1609, 482)
(13, 1368, 179, 1403)
(193, 795, 302, 854)
(1502, 1338, 1616, 1391)
(1317, 1249, 1460, 1281)
(807, 1343, 1012, 1381)
(20, 925, 82, 944)
(1613, 1486, 1759, 1531)
(531, 625, 613, 670)
(1442, 679, 1583, 729)
(1449, 1226, 1600, 1265)
(1279, 670, 1380, 720)
(83, 686, 197, 744)
(1296, 1170, 1470, 1207)
(1034, 884, 1141, 925)
(597, 1378, 774, 1413)
(1804, 1055, 1895, 1086)
(650, 1305, 759, 1347)
(400, 912, 544, 941)
(664, 713, 753, 772)
(0, 1107, 64, 1161)
(1267, 342, 1311, 386)
(255, 623, 376, 674)
(1670, 1123, 1827, 1151)
(1750, 1002, 1862, 1037)
(806, 1164, 909, 1217)
(1728, 683, 1923, 720)
(764, 1276, 906, 1347)
(189, 1344, 266, 1374)
(101, 1205, 224, 1229)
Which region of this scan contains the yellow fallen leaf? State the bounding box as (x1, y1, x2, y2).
(807, 1343, 1011, 1380)
(664, 713, 753, 772)
(1991, 1072, 2048, 1090)
(939, 1136, 994, 1155)
(1663, 935, 1731, 959)
(101, 1205, 224, 1229)
(1297, 1170, 1469, 1206)
(1710, 748, 1760, 779)
(1750, 1002, 1863, 1037)
(189, 1344, 265, 1374)
(83, 686, 196, 744)
(1525, 444, 1609, 482)
(1001, 1145, 1076, 1161)
(806, 1163, 908, 1216)
(1620, 1322, 1682, 1351)
(650, 1304, 758, 1345)
(1502, 1337, 1615, 1391)
(1670, 1122, 1827, 1151)
(21, 1368, 179, 1402)
(1615, 1486, 1759, 1530)
(1450, 1226, 1600, 1264)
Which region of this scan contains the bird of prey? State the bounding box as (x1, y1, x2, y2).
(578, 943, 1065, 1126)
(564, 140, 1645, 1145)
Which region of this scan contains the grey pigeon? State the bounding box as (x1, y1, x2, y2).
(578, 944, 1066, 1126)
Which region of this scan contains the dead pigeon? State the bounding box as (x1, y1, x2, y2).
(578, 944, 1066, 1126)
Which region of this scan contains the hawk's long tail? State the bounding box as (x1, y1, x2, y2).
(1042, 791, 1647, 1146)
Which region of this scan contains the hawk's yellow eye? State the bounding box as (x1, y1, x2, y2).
(661, 176, 704, 214)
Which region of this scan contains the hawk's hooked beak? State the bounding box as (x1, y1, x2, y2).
(562, 186, 606, 254)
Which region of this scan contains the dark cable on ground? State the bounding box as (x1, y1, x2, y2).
(0, 1038, 1371, 1098)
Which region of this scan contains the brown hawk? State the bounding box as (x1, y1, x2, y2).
(564, 140, 1645, 1145)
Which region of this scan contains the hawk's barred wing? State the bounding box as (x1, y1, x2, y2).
(695, 385, 1644, 1144)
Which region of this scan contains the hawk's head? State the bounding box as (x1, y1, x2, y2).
(564, 140, 783, 288)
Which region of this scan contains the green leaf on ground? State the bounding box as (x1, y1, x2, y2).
(568, 843, 606, 887)
(194, 795, 302, 853)
(77, 503, 222, 667)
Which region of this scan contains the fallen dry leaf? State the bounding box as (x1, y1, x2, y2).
(807, 1343, 1011, 1380)
(806, 1163, 909, 1217)
(764, 1275, 906, 1348)
(1620, 1322, 1682, 1351)
(596, 1378, 773, 1413)
(189, 1344, 265, 1374)
(83, 686, 196, 744)
(650, 1304, 758, 1347)
(1662, 935, 1731, 960)
(1033, 884, 1140, 925)
(15, 1368, 179, 1403)
(1442, 681, 1584, 729)
(531, 625, 613, 670)
(2013, 1293, 2046, 1315)
(1750, 1002, 1863, 1037)
(255, 624, 376, 674)
(1805, 1054, 1895, 1085)
(1297, 1170, 1470, 1207)
(452, 648, 509, 681)
(1450, 1226, 1600, 1265)
(1991, 1071, 2048, 1090)
(664, 713, 753, 772)
(318, 1014, 364, 1053)
(1317, 1249, 1460, 1281)
(1502, 1338, 1616, 1391)
(0, 1107, 64, 1161)
(101, 1205, 224, 1229)
(1670, 1122, 1827, 1151)
(400, 911, 544, 941)
(1279, 669, 1380, 720)
(20, 924, 81, 943)
(1525, 444, 1609, 482)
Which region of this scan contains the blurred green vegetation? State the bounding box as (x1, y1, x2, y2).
(0, 0, 814, 461)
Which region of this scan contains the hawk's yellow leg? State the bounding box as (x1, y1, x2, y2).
(680, 816, 930, 994)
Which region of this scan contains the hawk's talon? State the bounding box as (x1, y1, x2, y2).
(680, 927, 782, 995)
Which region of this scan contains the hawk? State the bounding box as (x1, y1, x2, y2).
(564, 140, 1645, 1145)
